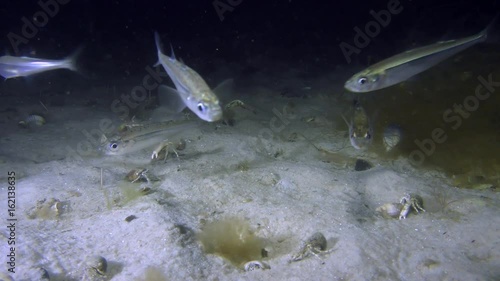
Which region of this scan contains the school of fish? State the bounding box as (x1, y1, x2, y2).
(1, 18, 495, 153)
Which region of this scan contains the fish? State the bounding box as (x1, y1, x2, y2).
(344, 20, 494, 93)
(154, 32, 223, 122)
(154, 78, 233, 122)
(18, 114, 46, 128)
(100, 119, 197, 156)
(342, 99, 373, 150)
(382, 124, 402, 152)
(0, 48, 82, 79)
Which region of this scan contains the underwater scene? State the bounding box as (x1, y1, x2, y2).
(0, 1, 499, 280)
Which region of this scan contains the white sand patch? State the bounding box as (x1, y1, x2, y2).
(0, 74, 498, 281)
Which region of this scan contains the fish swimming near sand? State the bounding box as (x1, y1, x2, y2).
(342, 99, 373, 150)
(100, 119, 196, 156)
(344, 19, 495, 93)
(18, 114, 46, 128)
(0, 48, 81, 79)
(154, 32, 224, 122)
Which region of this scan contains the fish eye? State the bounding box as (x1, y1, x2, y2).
(197, 102, 206, 112)
(358, 77, 368, 85)
(364, 132, 372, 139)
(109, 142, 119, 150)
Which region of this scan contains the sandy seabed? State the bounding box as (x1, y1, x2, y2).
(0, 70, 499, 281)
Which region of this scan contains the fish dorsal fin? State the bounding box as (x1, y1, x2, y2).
(169, 43, 176, 60)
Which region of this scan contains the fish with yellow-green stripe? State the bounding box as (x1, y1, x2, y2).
(345, 17, 496, 93)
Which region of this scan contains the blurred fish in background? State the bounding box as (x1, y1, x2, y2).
(0, 47, 82, 79)
(342, 99, 373, 150)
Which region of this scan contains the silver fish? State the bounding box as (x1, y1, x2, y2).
(344, 21, 492, 93)
(0, 48, 81, 79)
(383, 124, 402, 152)
(101, 120, 196, 156)
(342, 100, 373, 150)
(18, 114, 46, 128)
(154, 32, 223, 122)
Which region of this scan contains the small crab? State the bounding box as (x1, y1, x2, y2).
(399, 193, 425, 220)
(87, 255, 107, 276)
(222, 99, 256, 126)
(290, 232, 332, 262)
(243, 260, 270, 271)
(83, 255, 107, 281)
(376, 202, 403, 219)
(126, 168, 151, 183)
(125, 169, 159, 188)
(151, 139, 186, 161)
(26, 198, 65, 220)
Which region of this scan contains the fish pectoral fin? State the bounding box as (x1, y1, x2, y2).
(340, 113, 350, 129)
(157, 85, 186, 114)
(0, 66, 17, 80)
(213, 78, 234, 102)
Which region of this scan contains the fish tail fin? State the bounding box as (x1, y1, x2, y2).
(63, 45, 84, 72)
(480, 13, 499, 41)
(154, 31, 176, 66)
(154, 31, 163, 54)
(154, 31, 163, 66)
